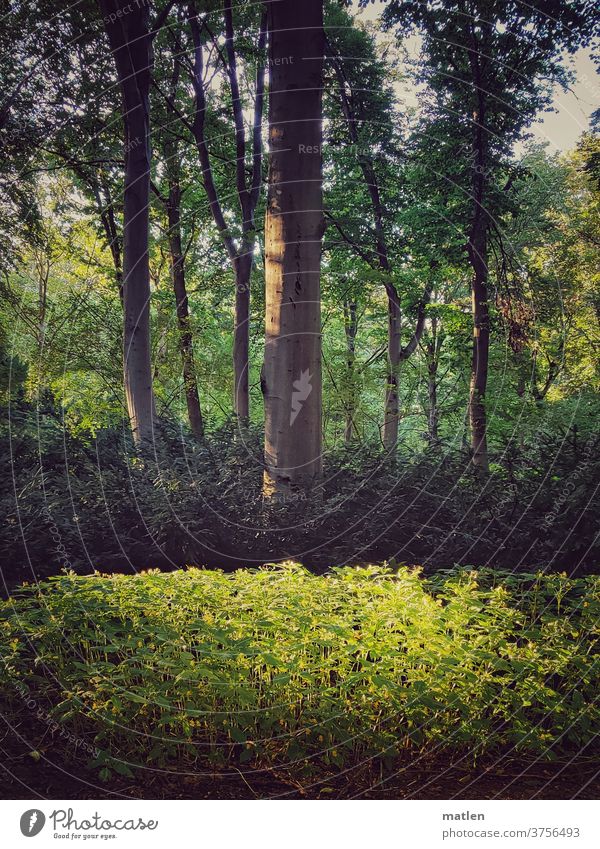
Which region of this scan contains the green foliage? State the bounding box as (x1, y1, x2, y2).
(1, 4, 597, 451)
(2, 564, 598, 781)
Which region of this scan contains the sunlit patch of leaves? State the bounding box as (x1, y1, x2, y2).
(2, 563, 598, 781)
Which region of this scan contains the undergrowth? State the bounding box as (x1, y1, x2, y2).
(1, 564, 599, 783)
(3, 411, 600, 583)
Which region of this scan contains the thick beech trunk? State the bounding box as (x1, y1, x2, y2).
(262, 0, 324, 498)
(100, 0, 154, 444)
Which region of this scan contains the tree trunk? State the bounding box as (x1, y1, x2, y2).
(100, 0, 154, 445)
(467, 30, 489, 472)
(468, 214, 490, 471)
(383, 280, 431, 451)
(516, 360, 526, 398)
(383, 294, 401, 450)
(33, 248, 50, 396)
(426, 317, 439, 445)
(354, 155, 402, 453)
(427, 362, 439, 443)
(343, 298, 358, 445)
(233, 249, 252, 422)
(158, 36, 203, 439)
(166, 161, 204, 441)
(531, 348, 561, 402)
(262, 0, 324, 499)
(85, 169, 123, 300)
(329, 55, 406, 453)
(353, 159, 404, 452)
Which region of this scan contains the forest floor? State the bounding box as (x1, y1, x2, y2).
(1, 725, 598, 800)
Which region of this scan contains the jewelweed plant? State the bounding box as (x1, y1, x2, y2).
(1, 563, 598, 782)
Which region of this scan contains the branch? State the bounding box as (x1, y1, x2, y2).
(151, 0, 178, 40)
(399, 282, 433, 361)
(324, 211, 375, 267)
(187, 1, 237, 261)
(223, 0, 250, 224)
(150, 180, 168, 205)
(249, 8, 267, 220)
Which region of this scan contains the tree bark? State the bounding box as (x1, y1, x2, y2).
(383, 292, 401, 450)
(531, 352, 561, 402)
(157, 44, 204, 441)
(83, 168, 123, 299)
(343, 298, 358, 445)
(468, 210, 490, 471)
(98, 171, 123, 299)
(354, 153, 403, 452)
(99, 0, 154, 445)
(233, 249, 252, 421)
(165, 156, 204, 441)
(427, 362, 439, 444)
(467, 24, 490, 472)
(262, 0, 324, 499)
(425, 316, 440, 445)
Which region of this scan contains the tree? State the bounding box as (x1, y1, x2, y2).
(326, 5, 431, 452)
(516, 141, 600, 398)
(98, 0, 162, 444)
(1, 176, 124, 429)
(154, 50, 204, 440)
(262, 0, 325, 498)
(0, 0, 95, 275)
(342, 297, 359, 443)
(380, 0, 598, 470)
(184, 1, 267, 423)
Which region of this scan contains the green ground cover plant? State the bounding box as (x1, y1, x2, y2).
(1, 564, 598, 783)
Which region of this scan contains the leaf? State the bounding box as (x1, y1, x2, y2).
(230, 727, 247, 744)
(261, 653, 283, 667)
(111, 760, 135, 778)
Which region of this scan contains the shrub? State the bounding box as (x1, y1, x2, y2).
(1, 564, 598, 782)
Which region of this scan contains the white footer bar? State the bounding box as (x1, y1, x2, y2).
(1, 799, 598, 849)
